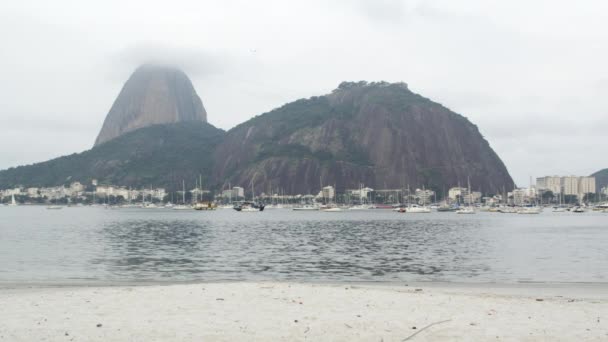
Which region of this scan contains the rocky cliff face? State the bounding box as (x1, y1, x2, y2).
(94, 64, 207, 146)
(212, 81, 514, 195)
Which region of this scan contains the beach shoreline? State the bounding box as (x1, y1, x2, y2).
(1, 282, 606, 341)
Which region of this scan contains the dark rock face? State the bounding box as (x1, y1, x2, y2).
(94, 64, 207, 146)
(212, 81, 514, 195)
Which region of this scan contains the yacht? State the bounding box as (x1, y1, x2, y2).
(172, 204, 192, 210)
(46, 205, 63, 210)
(321, 206, 343, 212)
(348, 204, 373, 210)
(406, 205, 431, 213)
(455, 206, 476, 214)
(571, 206, 586, 213)
(517, 206, 542, 214)
(233, 201, 265, 212)
(293, 205, 319, 211)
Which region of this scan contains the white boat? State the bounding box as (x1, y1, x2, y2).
(455, 177, 476, 214)
(8, 194, 18, 206)
(217, 204, 234, 209)
(348, 205, 373, 210)
(240, 206, 260, 212)
(405, 205, 431, 213)
(293, 205, 319, 211)
(46, 205, 63, 210)
(321, 207, 343, 212)
(593, 203, 608, 211)
(143, 202, 159, 209)
(164, 202, 174, 209)
(572, 206, 586, 213)
(552, 207, 567, 212)
(455, 207, 476, 214)
(498, 207, 517, 214)
(171, 180, 191, 210)
(517, 207, 542, 214)
(172, 205, 192, 210)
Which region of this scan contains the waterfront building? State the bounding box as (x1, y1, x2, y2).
(321, 186, 335, 201)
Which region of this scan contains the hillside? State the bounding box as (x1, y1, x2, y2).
(592, 168, 608, 192)
(0, 122, 224, 190)
(212, 81, 514, 195)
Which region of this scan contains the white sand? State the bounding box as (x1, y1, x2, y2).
(1, 282, 607, 341)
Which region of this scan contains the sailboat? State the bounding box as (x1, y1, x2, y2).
(456, 178, 476, 214)
(8, 194, 18, 206)
(321, 184, 342, 212)
(173, 181, 191, 210)
(348, 184, 373, 210)
(406, 186, 431, 213)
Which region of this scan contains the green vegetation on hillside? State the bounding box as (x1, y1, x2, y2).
(0, 122, 225, 190)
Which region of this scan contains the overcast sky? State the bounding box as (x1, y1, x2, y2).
(1, 0, 607, 187)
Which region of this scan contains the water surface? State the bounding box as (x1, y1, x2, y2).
(1, 206, 607, 284)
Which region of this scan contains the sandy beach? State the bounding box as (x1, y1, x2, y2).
(1, 282, 607, 341)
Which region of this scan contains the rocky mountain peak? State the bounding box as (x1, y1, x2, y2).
(94, 64, 207, 146)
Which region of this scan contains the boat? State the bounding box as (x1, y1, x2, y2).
(234, 201, 265, 212)
(173, 180, 191, 210)
(8, 194, 18, 206)
(593, 202, 608, 211)
(46, 205, 63, 210)
(293, 205, 319, 211)
(455, 177, 476, 214)
(517, 206, 542, 214)
(498, 206, 517, 214)
(217, 204, 234, 209)
(321, 206, 343, 212)
(437, 204, 457, 212)
(348, 204, 373, 210)
(572, 206, 586, 213)
(172, 205, 192, 210)
(455, 207, 476, 214)
(194, 202, 216, 210)
(552, 206, 567, 212)
(405, 205, 431, 213)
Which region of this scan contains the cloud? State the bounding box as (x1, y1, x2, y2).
(112, 43, 230, 80)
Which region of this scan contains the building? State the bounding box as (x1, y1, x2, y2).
(320, 186, 335, 201)
(415, 188, 435, 204)
(578, 177, 596, 196)
(232, 187, 245, 199)
(347, 187, 374, 200)
(561, 176, 579, 196)
(536, 176, 562, 194)
(463, 191, 482, 205)
(511, 188, 527, 206)
(537, 175, 597, 200)
(448, 187, 468, 201)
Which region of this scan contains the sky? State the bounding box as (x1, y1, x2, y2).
(1, 0, 607, 187)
